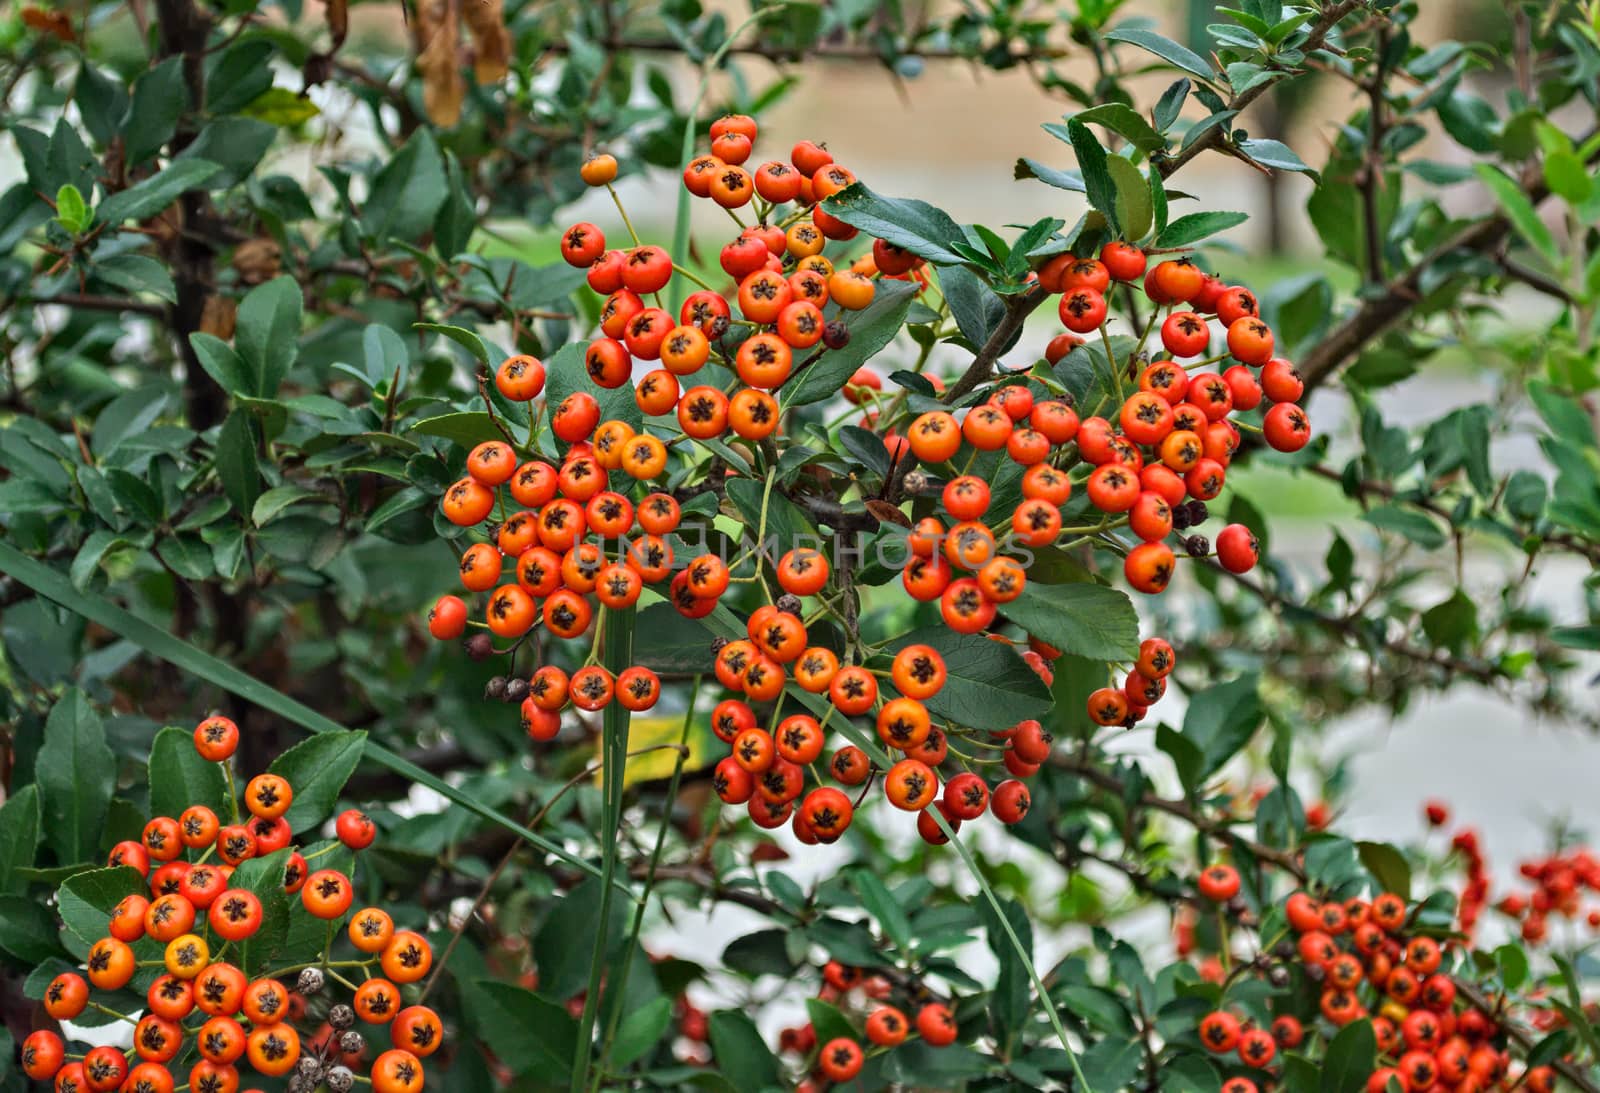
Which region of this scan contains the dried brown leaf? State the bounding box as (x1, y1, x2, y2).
(231, 238, 282, 285)
(414, 0, 464, 127)
(200, 295, 237, 340)
(461, 0, 509, 85)
(865, 500, 911, 528)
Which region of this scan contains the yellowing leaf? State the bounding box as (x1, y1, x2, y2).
(242, 88, 321, 127)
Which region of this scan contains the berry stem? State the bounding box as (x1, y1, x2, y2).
(670, 263, 715, 292)
(603, 183, 643, 249)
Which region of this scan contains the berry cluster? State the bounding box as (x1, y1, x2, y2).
(1191, 875, 1556, 1093)
(430, 425, 672, 735)
(423, 116, 1304, 848)
(18, 717, 439, 1093)
(777, 961, 958, 1088)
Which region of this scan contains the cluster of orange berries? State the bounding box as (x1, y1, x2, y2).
(1194, 884, 1553, 1093)
(19, 716, 439, 1093)
(774, 961, 958, 1088)
(557, 114, 887, 438)
(705, 590, 1035, 844)
(1424, 800, 1600, 946)
(430, 432, 672, 733)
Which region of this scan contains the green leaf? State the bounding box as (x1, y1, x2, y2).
(819, 182, 969, 265)
(37, 688, 115, 865)
(222, 849, 292, 975)
(235, 275, 302, 398)
(781, 280, 917, 406)
(805, 998, 857, 1046)
(1014, 157, 1085, 193)
(364, 128, 448, 243)
(240, 87, 320, 126)
(1553, 625, 1600, 651)
(1356, 841, 1411, 899)
(1321, 1019, 1377, 1093)
(266, 730, 367, 832)
(215, 409, 262, 517)
(1073, 103, 1167, 153)
(1528, 379, 1596, 448)
(463, 981, 578, 1081)
(54, 183, 89, 233)
(1420, 590, 1478, 655)
(0, 785, 41, 894)
(0, 894, 62, 963)
(1105, 27, 1216, 81)
(189, 333, 251, 396)
(707, 1011, 781, 1090)
(414, 322, 490, 367)
(206, 39, 276, 115)
(881, 627, 1052, 730)
(407, 412, 504, 450)
(1106, 154, 1152, 240)
(852, 870, 912, 950)
(97, 159, 222, 225)
(125, 57, 187, 165)
(1156, 210, 1249, 247)
(1180, 673, 1264, 786)
(1237, 138, 1316, 177)
(92, 254, 175, 303)
(175, 117, 277, 190)
(1003, 582, 1140, 662)
(1065, 120, 1122, 234)
(1362, 504, 1447, 550)
(612, 995, 673, 1069)
(252, 485, 320, 526)
(1477, 164, 1559, 264)
(57, 866, 147, 949)
(147, 726, 230, 822)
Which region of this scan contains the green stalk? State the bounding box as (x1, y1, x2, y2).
(0, 542, 626, 891)
(592, 675, 702, 1090)
(569, 605, 637, 1093)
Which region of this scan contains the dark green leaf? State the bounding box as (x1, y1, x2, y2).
(37, 688, 115, 864)
(1321, 1019, 1377, 1093)
(97, 160, 222, 225)
(1074, 103, 1167, 152)
(1362, 504, 1447, 549)
(148, 726, 230, 821)
(235, 275, 302, 398)
(1065, 120, 1121, 233)
(781, 280, 917, 407)
(125, 57, 187, 165)
(881, 627, 1052, 730)
(266, 730, 367, 832)
(612, 995, 673, 1069)
(215, 410, 262, 517)
(1014, 157, 1085, 193)
(364, 128, 448, 243)
(463, 981, 578, 1081)
(707, 1011, 782, 1090)
(1003, 582, 1140, 662)
(57, 867, 147, 949)
(0, 786, 40, 895)
(1156, 210, 1249, 247)
(820, 183, 968, 265)
(1356, 841, 1411, 898)
(92, 254, 176, 303)
(1180, 673, 1264, 785)
(1105, 27, 1216, 80)
(1237, 138, 1317, 176)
